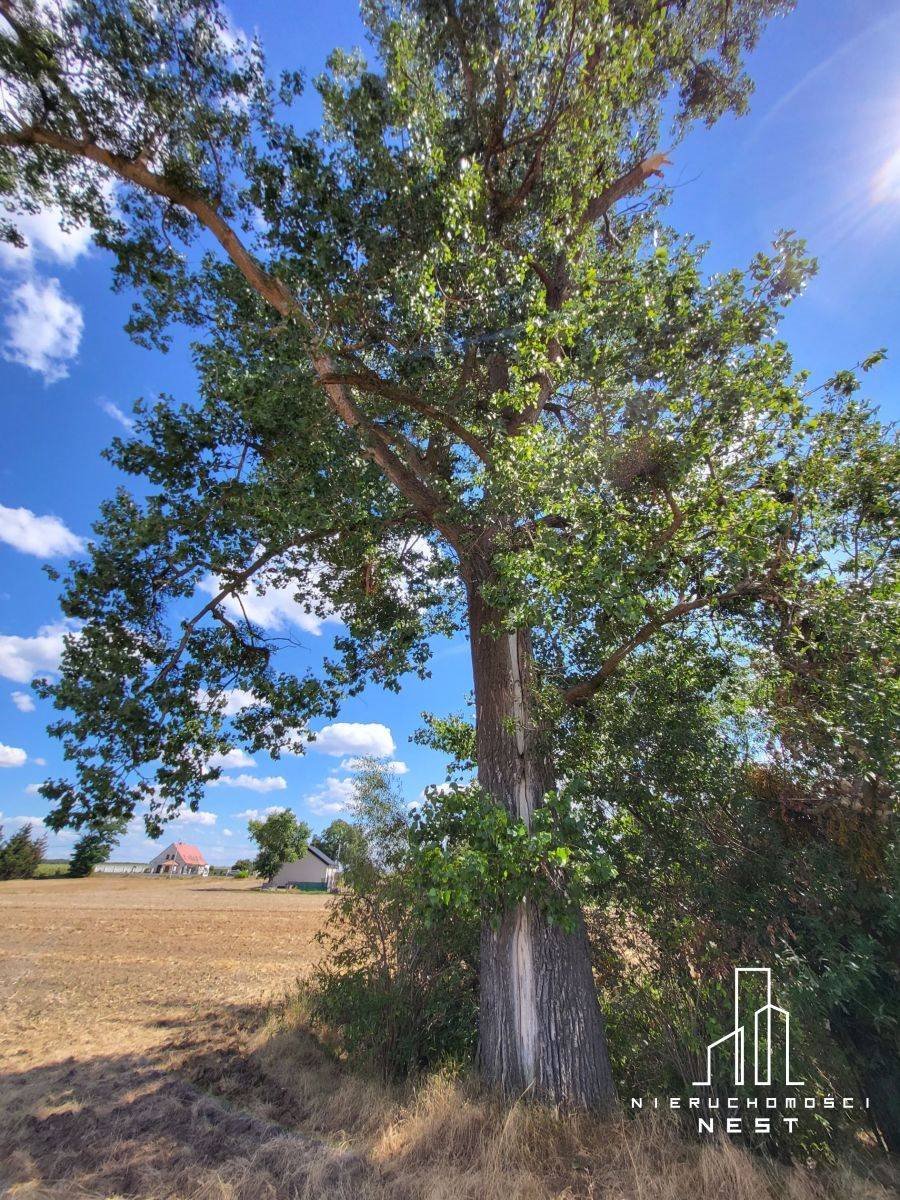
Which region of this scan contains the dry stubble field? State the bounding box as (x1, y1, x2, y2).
(0, 876, 340, 1198)
(1, 875, 896, 1200)
(0, 875, 329, 1067)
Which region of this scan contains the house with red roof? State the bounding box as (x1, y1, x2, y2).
(148, 842, 210, 877)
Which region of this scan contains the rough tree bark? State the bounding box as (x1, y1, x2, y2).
(467, 584, 618, 1108)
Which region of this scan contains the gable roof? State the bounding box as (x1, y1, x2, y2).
(172, 842, 206, 865)
(308, 843, 338, 867)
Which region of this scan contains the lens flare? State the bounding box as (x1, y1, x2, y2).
(872, 147, 900, 204)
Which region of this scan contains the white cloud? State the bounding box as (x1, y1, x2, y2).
(24, 782, 42, 795)
(170, 807, 217, 827)
(97, 398, 135, 431)
(0, 207, 92, 270)
(206, 748, 255, 770)
(196, 687, 258, 716)
(32, 756, 46, 766)
(306, 775, 356, 816)
(0, 621, 74, 682)
(236, 804, 288, 820)
(341, 756, 408, 775)
(0, 743, 27, 768)
(2, 276, 83, 383)
(0, 814, 49, 835)
(223, 828, 233, 837)
(0, 504, 83, 558)
(197, 566, 338, 637)
(310, 722, 396, 758)
(11, 690, 35, 713)
(209, 773, 287, 794)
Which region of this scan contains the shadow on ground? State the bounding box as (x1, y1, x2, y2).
(0, 1005, 370, 1200)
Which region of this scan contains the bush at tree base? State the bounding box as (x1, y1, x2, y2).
(304, 857, 478, 1081)
(304, 761, 478, 1080)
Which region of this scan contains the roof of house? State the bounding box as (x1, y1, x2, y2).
(308, 843, 338, 867)
(171, 842, 206, 865)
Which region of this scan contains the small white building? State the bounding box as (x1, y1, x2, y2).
(263, 844, 341, 891)
(148, 842, 210, 877)
(93, 861, 147, 875)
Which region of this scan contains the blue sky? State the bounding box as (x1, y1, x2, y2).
(1, 0, 898, 866)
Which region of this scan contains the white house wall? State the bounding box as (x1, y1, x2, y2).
(266, 851, 336, 888)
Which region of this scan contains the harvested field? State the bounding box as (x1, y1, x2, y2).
(0, 875, 334, 1198)
(0, 875, 329, 1067)
(0, 875, 894, 1200)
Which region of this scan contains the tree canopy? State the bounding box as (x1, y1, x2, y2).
(247, 808, 311, 880)
(2, 0, 864, 838)
(316, 818, 369, 869)
(1, 0, 896, 1109)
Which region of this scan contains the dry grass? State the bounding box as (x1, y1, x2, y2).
(0, 875, 895, 1200)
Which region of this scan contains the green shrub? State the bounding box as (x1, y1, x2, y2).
(0, 825, 47, 880)
(304, 859, 478, 1081)
(302, 762, 478, 1081)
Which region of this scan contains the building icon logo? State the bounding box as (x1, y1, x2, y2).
(694, 967, 805, 1088)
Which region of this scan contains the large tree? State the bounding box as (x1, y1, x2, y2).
(317, 818, 370, 869)
(4, 0, 893, 1108)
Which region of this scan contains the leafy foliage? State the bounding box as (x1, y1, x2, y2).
(315, 818, 369, 869)
(305, 764, 478, 1079)
(0, 824, 47, 879)
(411, 783, 615, 931)
(68, 820, 125, 876)
(247, 808, 310, 881)
(343, 757, 410, 871)
(562, 630, 900, 1154)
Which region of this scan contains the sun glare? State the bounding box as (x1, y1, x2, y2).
(872, 147, 900, 204)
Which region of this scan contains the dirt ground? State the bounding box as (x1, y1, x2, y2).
(0, 876, 335, 1198)
(0, 875, 329, 1070)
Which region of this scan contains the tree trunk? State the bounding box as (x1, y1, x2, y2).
(467, 587, 617, 1108)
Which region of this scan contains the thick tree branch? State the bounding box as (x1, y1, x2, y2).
(316, 371, 491, 464)
(562, 579, 764, 705)
(443, 0, 477, 113)
(650, 485, 684, 553)
(575, 152, 671, 239)
(1, 121, 457, 539)
(504, 338, 564, 434)
(0, 125, 298, 314)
